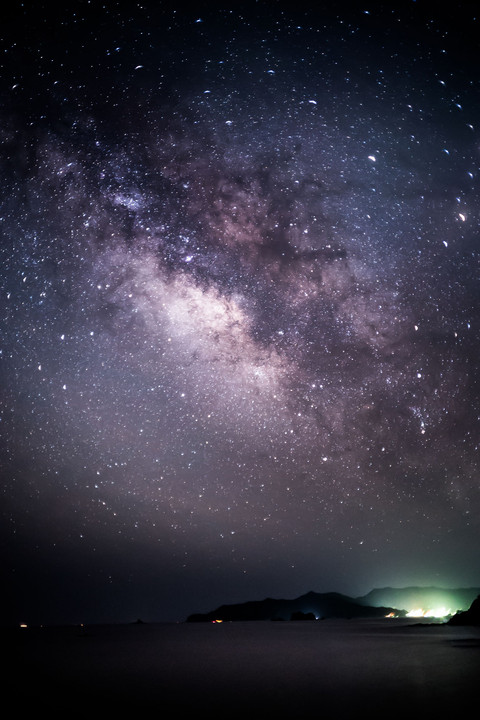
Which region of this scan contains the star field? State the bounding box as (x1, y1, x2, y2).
(1, 1, 480, 624)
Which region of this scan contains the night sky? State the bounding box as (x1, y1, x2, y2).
(2, 1, 480, 625)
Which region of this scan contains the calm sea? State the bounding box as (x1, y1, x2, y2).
(12, 618, 480, 715)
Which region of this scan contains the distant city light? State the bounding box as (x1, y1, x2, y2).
(406, 608, 454, 619)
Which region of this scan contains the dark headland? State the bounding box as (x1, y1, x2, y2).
(448, 595, 480, 625)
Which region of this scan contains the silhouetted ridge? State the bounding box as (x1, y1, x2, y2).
(186, 591, 400, 622)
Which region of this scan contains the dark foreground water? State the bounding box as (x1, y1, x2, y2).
(10, 618, 480, 716)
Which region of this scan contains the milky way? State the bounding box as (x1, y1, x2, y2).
(2, 2, 480, 623)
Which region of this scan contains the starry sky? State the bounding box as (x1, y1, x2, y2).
(2, 1, 480, 625)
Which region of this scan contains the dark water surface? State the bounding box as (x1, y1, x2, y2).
(11, 619, 480, 716)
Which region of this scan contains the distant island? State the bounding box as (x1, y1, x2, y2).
(186, 586, 480, 623)
(187, 590, 401, 622)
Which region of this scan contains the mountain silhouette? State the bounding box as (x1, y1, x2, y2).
(186, 590, 401, 622)
(355, 586, 480, 613)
